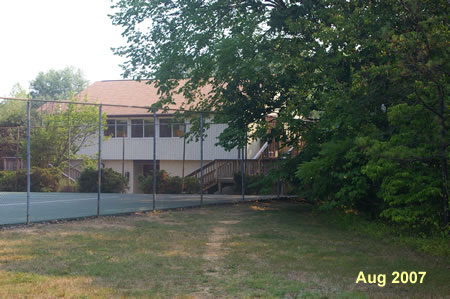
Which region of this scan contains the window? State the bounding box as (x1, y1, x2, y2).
(105, 120, 115, 137)
(159, 118, 185, 138)
(104, 119, 128, 138)
(131, 119, 154, 138)
(116, 120, 127, 137)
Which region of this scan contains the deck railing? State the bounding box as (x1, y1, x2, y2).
(186, 159, 276, 191)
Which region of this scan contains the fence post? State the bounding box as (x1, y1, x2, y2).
(200, 112, 204, 206)
(122, 130, 125, 193)
(241, 150, 245, 201)
(244, 131, 247, 176)
(181, 122, 186, 193)
(15, 126, 20, 191)
(26, 101, 31, 225)
(153, 109, 157, 211)
(97, 105, 102, 216)
(68, 120, 71, 187)
(276, 141, 280, 199)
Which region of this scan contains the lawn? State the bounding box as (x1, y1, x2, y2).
(0, 200, 448, 298)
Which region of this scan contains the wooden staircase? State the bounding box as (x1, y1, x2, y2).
(186, 159, 276, 192)
(48, 162, 82, 182)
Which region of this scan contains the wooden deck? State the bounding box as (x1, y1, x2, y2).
(0, 157, 24, 171)
(186, 159, 276, 191)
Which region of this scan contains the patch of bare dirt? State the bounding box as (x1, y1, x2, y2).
(218, 220, 240, 225)
(79, 223, 136, 230)
(187, 287, 214, 299)
(203, 227, 227, 262)
(192, 225, 230, 298)
(248, 201, 283, 211)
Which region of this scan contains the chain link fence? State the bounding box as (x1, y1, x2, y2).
(0, 98, 281, 225)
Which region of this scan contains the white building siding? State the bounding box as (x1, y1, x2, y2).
(76, 117, 263, 194)
(78, 120, 241, 161)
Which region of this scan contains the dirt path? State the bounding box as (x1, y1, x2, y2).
(193, 220, 240, 298)
(203, 226, 228, 264)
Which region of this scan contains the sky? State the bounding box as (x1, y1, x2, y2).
(0, 0, 126, 97)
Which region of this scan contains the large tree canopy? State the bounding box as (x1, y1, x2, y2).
(110, 0, 449, 231)
(0, 84, 29, 158)
(0, 83, 28, 127)
(29, 66, 89, 103)
(111, 1, 312, 145)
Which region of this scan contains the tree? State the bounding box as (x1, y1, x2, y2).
(25, 99, 104, 169)
(9, 83, 28, 99)
(29, 66, 89, 105)
(0, 83, 28, 127)
(0, 84, 29, 158)
(110, 0, 449, 230)
(110, 0, 294, 148)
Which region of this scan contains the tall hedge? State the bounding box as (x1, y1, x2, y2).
(78, 167, 128, 193)
(0, 168, 61, 192)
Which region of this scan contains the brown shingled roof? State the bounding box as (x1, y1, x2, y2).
(76, 80, 208, 116)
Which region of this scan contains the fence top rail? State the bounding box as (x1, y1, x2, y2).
(0, 97, 226, 115)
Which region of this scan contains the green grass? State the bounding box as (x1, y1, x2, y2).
(0, 200, 448, 298)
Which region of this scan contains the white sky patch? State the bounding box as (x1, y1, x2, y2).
(0, 0, 127, 97)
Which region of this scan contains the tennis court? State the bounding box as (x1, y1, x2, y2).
(0, 192, 277, 225)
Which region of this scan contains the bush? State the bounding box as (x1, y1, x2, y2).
(165, 176, 182, 194)
(233, 172, 277, 195)
(58, 178, 77, 192)
(0, 168, 61, 192)
(0, 170, 23, 191)
(78, 167, 128, 193)
(32, 168, 61, 192)
(138, 170, 169, 194)
(139, 170, 199, 194)
(183, 176, 200, 194)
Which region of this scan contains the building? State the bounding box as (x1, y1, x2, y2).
(72, 80, 273, 193)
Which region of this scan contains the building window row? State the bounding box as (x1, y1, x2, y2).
(104, 118, 185, 138)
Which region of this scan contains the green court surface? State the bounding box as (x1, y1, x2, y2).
(0, 192, 277, 225)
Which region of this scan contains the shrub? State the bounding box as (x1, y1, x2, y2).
(138, 170, 169, 194)
(78, 167, 128, 193)
(58, 178, 77, 192)
(0, 168, 61, 192)
(0, 170, 23, 191)
(139, 170, 191, 194)
(78, 168, 98, 193)
(233, 173, 277, 195)
(165, 176, 182, 194)
(183, 176, 200, 194)
(31, 168, 61, 192)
